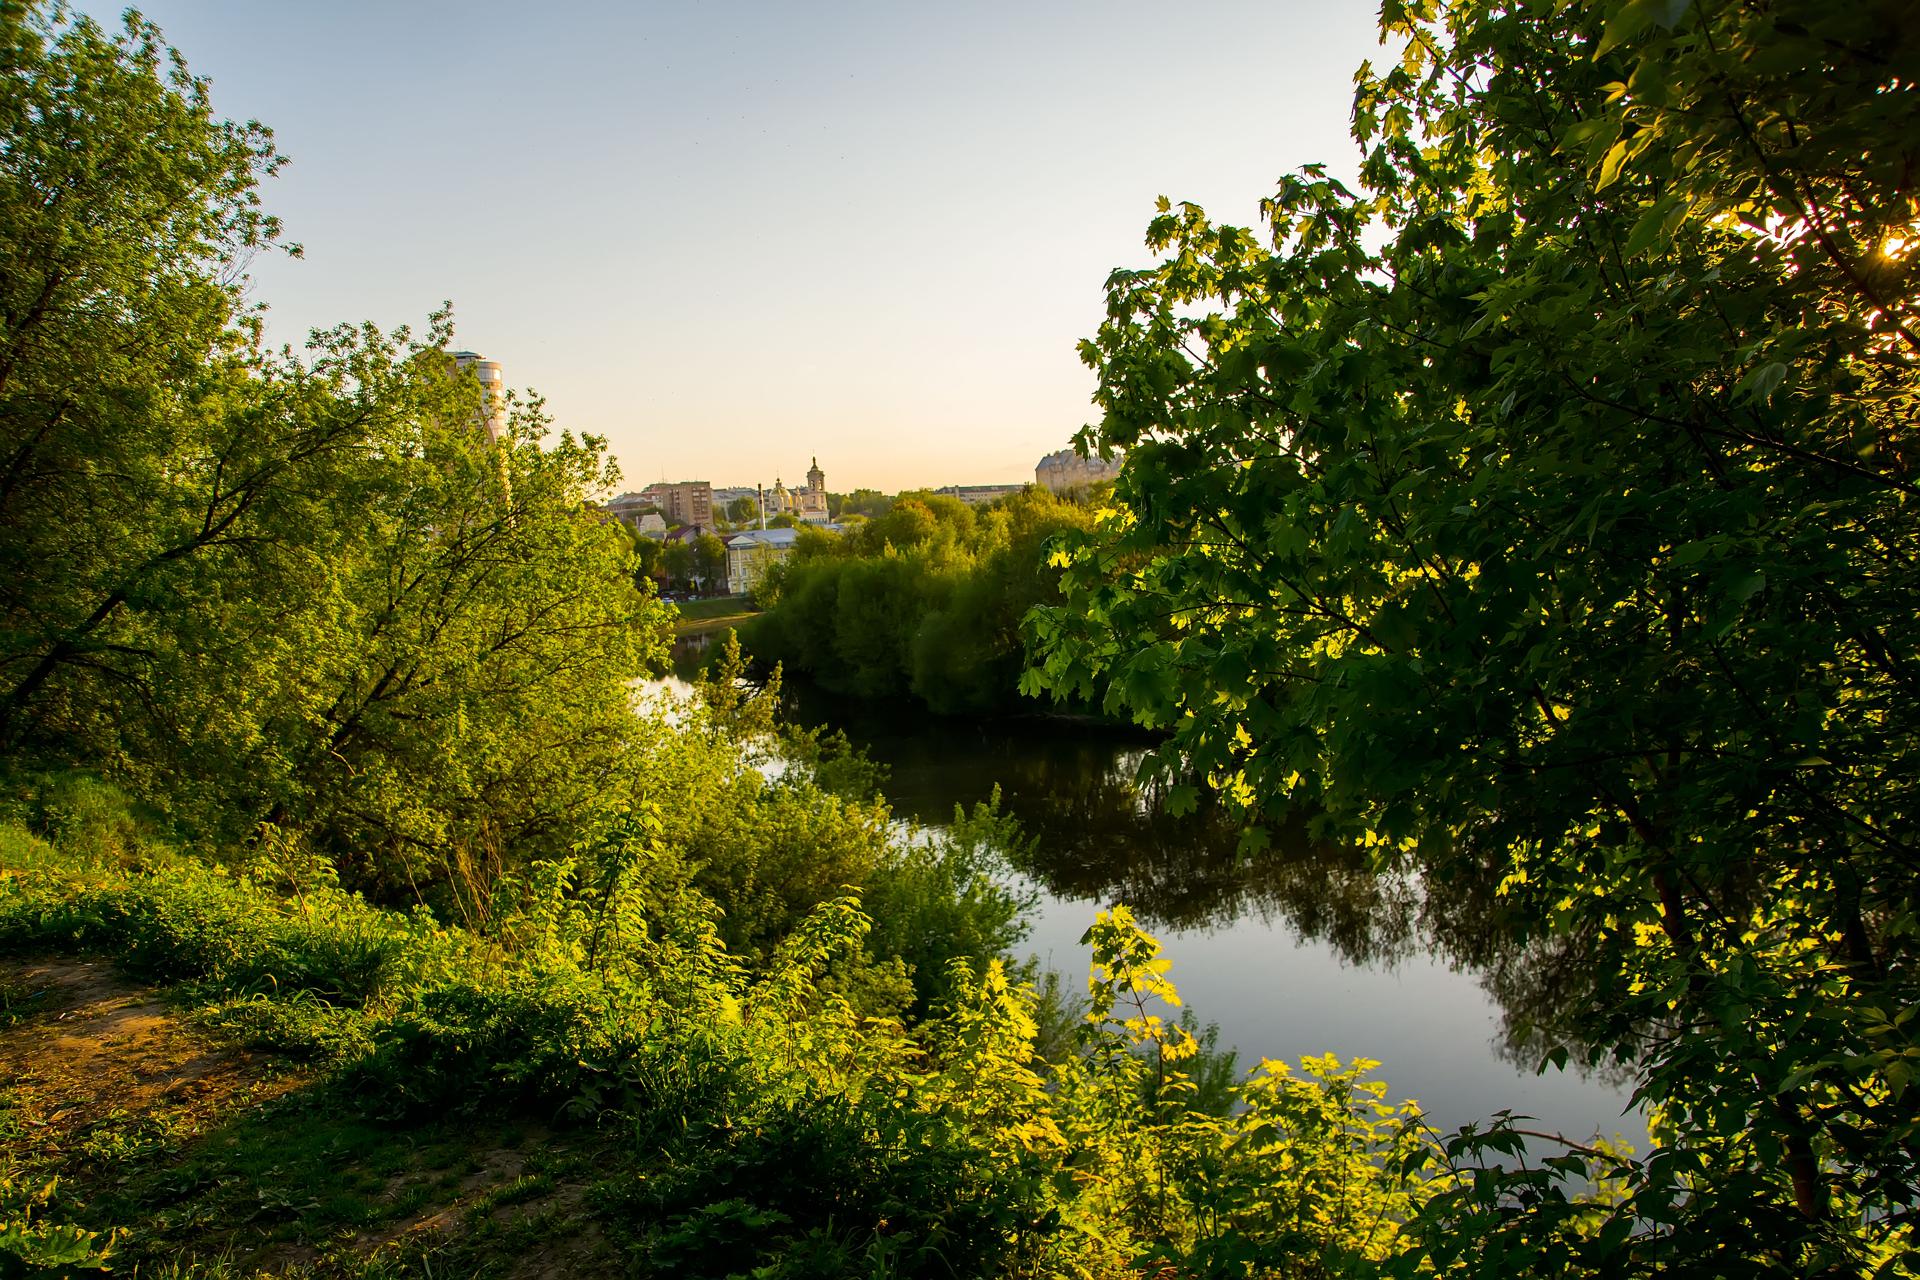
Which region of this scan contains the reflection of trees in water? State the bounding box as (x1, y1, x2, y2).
(1010, 755, 1422, 968)
(1418, 869, 1640, 1086)
(1021, 765, 1628, 1079)
(780, 680, 1617, 1077)
(792, 695, 1424, 964)
(1036, 776, 1629, 1081)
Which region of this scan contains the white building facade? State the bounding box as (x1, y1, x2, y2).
(451, 351, 507, 443)
(726, 527, 801, 596)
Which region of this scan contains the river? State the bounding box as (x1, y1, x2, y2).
(776, 677, 1644, 1149)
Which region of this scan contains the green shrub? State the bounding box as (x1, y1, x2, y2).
(863, 792, 1035, 1018)
(0, 1172, 119, 1276)
(350, 975, 622, 1118)
(0, 773, 169, 871)
(195, 992, 375, 1064)
(0, 864, 416, 1008)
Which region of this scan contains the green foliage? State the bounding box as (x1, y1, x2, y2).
(745, 486, 1096, 714)
(196, 990, 375, 1064)
(0, 5, 669, 903)
(692, 532, 728, 592)
(661, 537, 694, 591)
(0, 9, 284, 795)
(627, 523, 667, 584)
(0, 846, 440, 1007)
(0, 3, 1821, 1276)
(1042, 908, 1439, 1278)
(664, 532, 731, 593)
(862, 792, 1036, 1019)
(0, 1172, 118, 1276)
(3, 812, 1461, 1279)
(0, 772, 163, 871)
(612, 638, 1035, 1018)
(830, 488, 893, 521)
(1027, 0, 1920, 1271)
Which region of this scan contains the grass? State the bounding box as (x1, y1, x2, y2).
(0, 799, 1075, 1277)
(0, 844, 623, 1278)
(90, 1099, 542, 1255)
(0, 826, 1064, 1279)
(672, 595, 759, 633)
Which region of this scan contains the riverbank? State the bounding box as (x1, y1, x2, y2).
(0, 811, 1455, 1279)
(671, 594, 760, 637)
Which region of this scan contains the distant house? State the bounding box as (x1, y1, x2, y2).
(725, 527, 800, 596)
(1035, 447, 1122, 492)
(601, 491, 655, 532)
(933, 483, 1026, 506)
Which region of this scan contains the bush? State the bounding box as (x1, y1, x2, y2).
(0, 771, 168, 870)
(0, 857, 419, 1007)
(863, 792, 1035, 1018)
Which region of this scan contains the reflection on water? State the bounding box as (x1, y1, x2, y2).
(781, 680, 1421, 956)
(670, 628, 722, 678)
(779, 678, 1642, 1144)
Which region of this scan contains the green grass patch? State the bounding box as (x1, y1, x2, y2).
(84, 1095, 519, 1262)
(673, 595, 757, 622)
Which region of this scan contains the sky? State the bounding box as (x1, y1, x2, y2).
(94, 1, 1386, 495)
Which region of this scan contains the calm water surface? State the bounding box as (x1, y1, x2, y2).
(779, 679, 1644, 1148)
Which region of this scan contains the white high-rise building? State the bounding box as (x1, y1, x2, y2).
(451, 351, 506, 443)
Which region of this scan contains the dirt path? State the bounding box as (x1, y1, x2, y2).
(0, 955, 301, 1170)
(0, 955, 611, 1277)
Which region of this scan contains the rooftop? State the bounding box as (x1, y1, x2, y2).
(726, 528, 801, 549)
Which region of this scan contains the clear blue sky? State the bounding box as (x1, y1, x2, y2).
(97, 1, 1385, 493)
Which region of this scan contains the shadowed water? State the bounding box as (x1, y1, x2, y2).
(777, 678, 1643, 1147)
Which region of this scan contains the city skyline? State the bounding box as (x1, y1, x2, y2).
(87, 2, 1388, 492)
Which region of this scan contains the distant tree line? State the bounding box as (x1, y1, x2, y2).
(629, 527, 728, 596)
(741, 487, 1096, 714)
(829, 488, 894, 521)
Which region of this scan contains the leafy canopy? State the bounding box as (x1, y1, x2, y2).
(1027, 0, 1919, 1272)
(0, 5, 668, 888)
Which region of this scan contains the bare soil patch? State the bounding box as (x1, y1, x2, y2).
(0, 956, 614, 1276)
(0, 955, 302, 1170)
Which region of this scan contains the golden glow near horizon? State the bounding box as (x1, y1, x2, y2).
(90, 0, 1385, 493)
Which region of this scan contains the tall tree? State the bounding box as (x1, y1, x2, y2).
(662, 538, 695, 592)
(0, 6, 289, 749)
(248, 333, 659, 893)
(628, 524, 666, 583)
(693, 531, 729, 593)
(1027, 0, 1919, 1270)
(0, 6, 667, 894)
